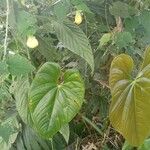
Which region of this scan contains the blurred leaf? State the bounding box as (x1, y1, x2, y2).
(122, 141, 133, 150)
(139, 11, 150, 43)
(99, 33, 111, 47)
(109, 1, 130, 18)
(54, 0, 70, 21)
(123, 139, 150, 150)
(125, 17, 139, 34)
(138, 138, 150, 150)
(7, 54, 35, 76)
(11, 125, 52, 150)
(114, 32, 133, 48)
(71, 0, 92, 13)
(140, 11, 150, 34)
(8, 1, 37, 39)
(0, 116, 19, 146)
(0, 125, 13, 143)
(16, 10, 37, 37)
(0, 61, 9, 75)
(0, 83, 11, 102)
(35, 36, 62, 62)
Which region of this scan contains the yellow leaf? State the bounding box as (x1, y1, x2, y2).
(109, 47, 150, 146)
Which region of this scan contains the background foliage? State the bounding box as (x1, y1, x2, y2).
(1, 0, 150, 149)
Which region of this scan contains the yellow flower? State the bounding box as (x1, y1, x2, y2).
(74, 11, 83, 25)
(26, 36, 38, 48)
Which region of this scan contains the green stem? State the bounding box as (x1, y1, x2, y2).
(50, 139, 54, 150)
(3, 0, 9, 61)
(82, 115, 103, 136)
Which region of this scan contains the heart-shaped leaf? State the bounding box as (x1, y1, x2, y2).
(29, 62, 85, 138)
(109, 47, 150, 146)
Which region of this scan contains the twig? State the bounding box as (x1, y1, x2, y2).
(114, 17, 123, 33)
(3, 0, 9, 61)
(82, 116, 103, 136)
(94, 79, 110, 89)
(75, 138, 79, 150)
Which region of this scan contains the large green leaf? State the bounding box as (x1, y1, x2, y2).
(29, 62, 85, 138)
(109, 47, 150, 146)
(53, 20, 94, 73)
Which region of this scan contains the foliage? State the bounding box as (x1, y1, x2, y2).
(109, 47, 150, 146)
(0, 0, 150, 149)
(29, 62, 85, 138)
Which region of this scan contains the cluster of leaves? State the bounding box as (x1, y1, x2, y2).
(1, 0, 150, 149)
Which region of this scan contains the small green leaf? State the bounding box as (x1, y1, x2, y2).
(125, 17, 139, 34)
(71, 0, 92, 13)
(99, 33, 111, 47)
(54, 0, 70, 21)
(29, 62, 85, 138)
(9, 2, 37, 39)
(7, 54, 35, 76)
(0, 83, 11, 102)
(0, 116, 19, 144)
(109, 47, 150, 146)
(114, 32, 133, 48)
(0, 125, 13, 143)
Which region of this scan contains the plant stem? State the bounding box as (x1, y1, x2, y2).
(3, 0, 9, 61)
(82, 115, 103, 136)
(50, 139, 54, 150)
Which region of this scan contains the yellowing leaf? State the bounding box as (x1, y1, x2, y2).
(109, 47, 150, 146)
